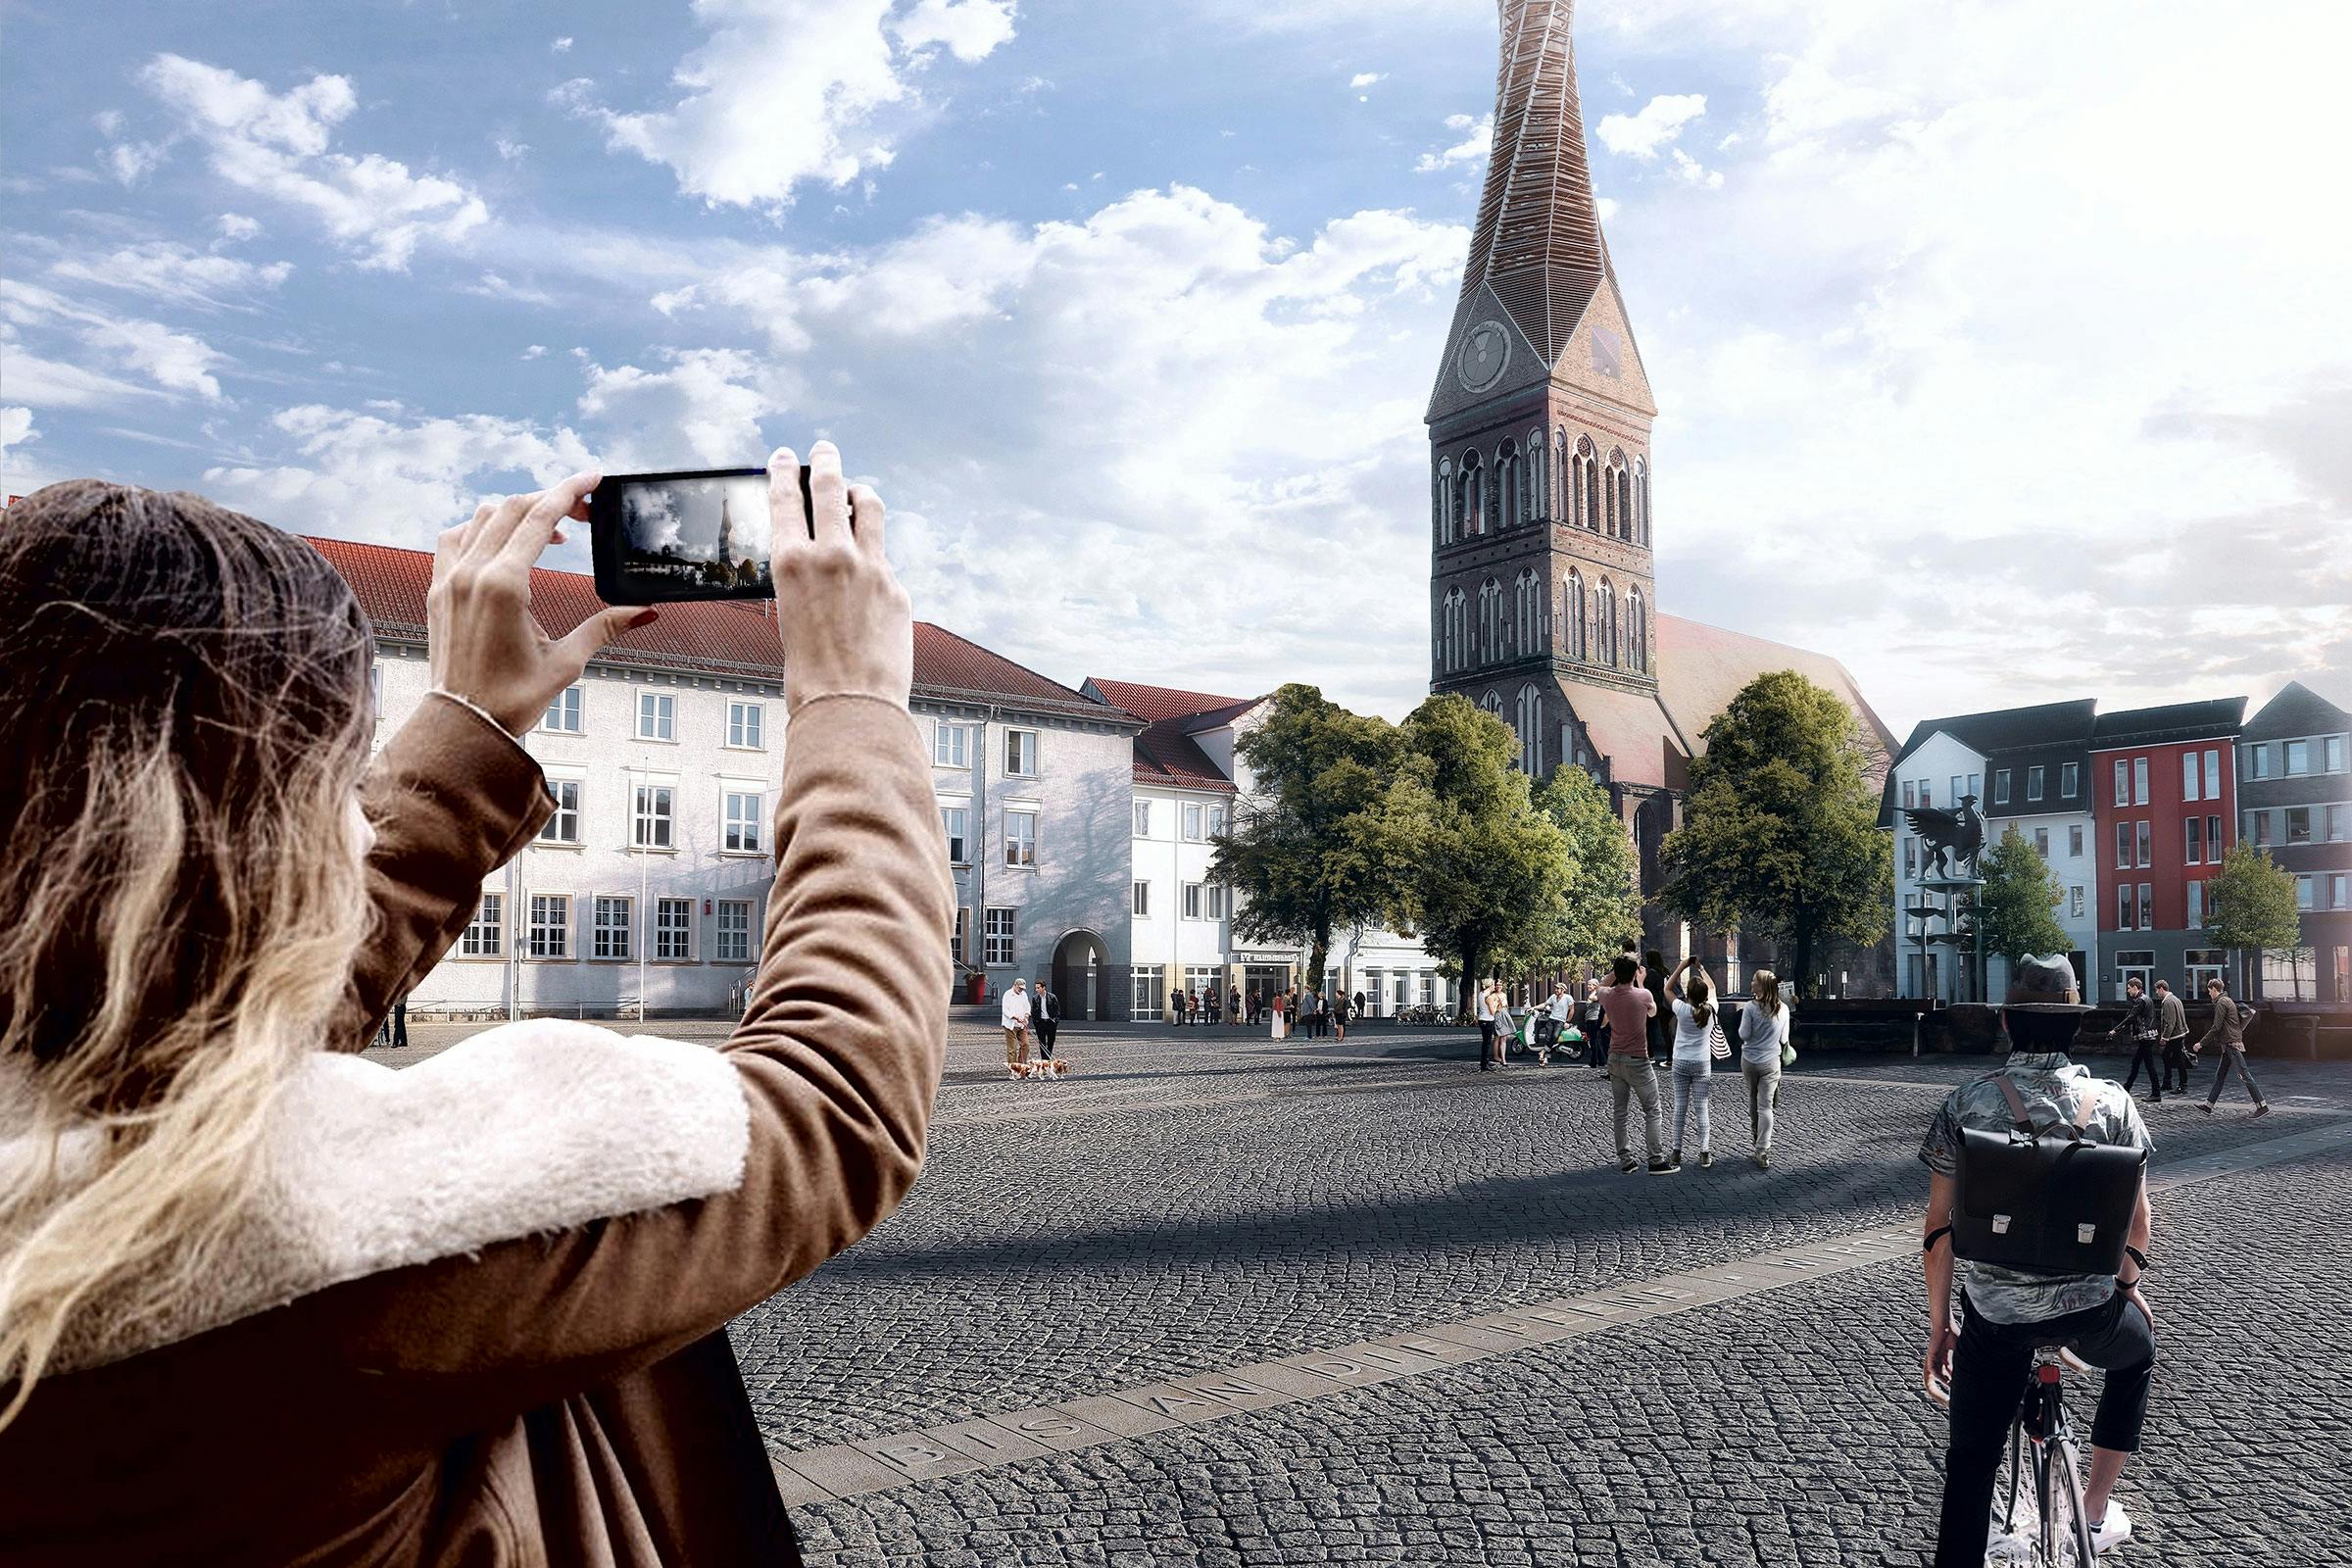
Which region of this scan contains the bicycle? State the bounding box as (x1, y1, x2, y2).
(1928, 1348, 2097, 1567)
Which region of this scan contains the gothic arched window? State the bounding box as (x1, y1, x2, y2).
(1597, 575, 1618, 665)
(1633, 456, 1649, 545)
(1604, 448, 1628, 540)
(1513, 569, 1544, 655)
(1514, 683, 1544, 775)
(1480, 691, 1505, 724)
(1457, 450, 1484, 537)
(1441, 588, 1466, 672)
(1566, 568, 1586, 660)
(1629, 585, 1648, 673)
(1526, 427, 1547, 521)
(1478, 578, 1502, 663)
(1553, 427, 1569, 521)
(1575, 435, 1598, 531)
(1497, 439, 1521, 528)
(1615, 455, 1633, 542)
(1437, 458, 1454, 546)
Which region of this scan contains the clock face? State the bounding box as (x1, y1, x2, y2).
(1456, 319, 1511, 393)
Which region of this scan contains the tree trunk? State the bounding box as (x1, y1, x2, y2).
(1791, 921, 1816, 1003)
(1459, 942, 1483, 1026)
(1307, 918, 1331, 1001)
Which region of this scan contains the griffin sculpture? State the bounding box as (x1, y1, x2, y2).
(1903, 794, 1984, 880)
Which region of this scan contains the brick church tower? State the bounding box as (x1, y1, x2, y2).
(1427, 0, 1675, 848)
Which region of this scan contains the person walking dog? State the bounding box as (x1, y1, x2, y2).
(2197, 979, 2271, 1117)
(1032, 981, 1059, 1061)
(0, 448, 951, 1563)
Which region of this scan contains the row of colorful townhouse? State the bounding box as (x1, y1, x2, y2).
(1878, 683, 2351, 1009)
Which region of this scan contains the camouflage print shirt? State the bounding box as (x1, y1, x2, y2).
(1918, 1053, 2151, 1325)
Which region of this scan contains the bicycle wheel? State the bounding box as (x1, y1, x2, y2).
(2042, 1435, 2096, 1567)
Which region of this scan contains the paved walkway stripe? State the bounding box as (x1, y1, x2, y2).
(767, 1115, 2352, 1508)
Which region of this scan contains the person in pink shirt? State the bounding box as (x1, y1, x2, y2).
(1596, 955, 1672, 1174)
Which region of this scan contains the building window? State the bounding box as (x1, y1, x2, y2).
(2068, 825, 2084, 858)
(1004, 808, 1038, 867)
(1183, 882, 1203, 919)
(2331, 805, 2350, 842)
(2184, 949, 2226, 995)
(950, 906, 968, 966)
(632, 784, 674, 849)
(2327, 735, 2347, 773)
(1131, 972, 1161, 1019)
(983, 906, 1015, 966)
(2203, 749, 2221, 798)
(2033, 827, 2050, 858)
(2186, 879, 2204, 929)
(1993, 769, 2012, 805)
(1134, 801, 1151, 838)
(941, 805, 969, 863)
(2070, 886, 2084, 919)
(2112, 760, 2129, 806)
(462, 893, 504, 956)
(655, 898, 693, 960)
(1133, 881, 1151, 917)
(1182, 803, 1205, 841)
(2284, 739, 2312, 776)
(727, 701, 764, 750)
(1004, 729, 1038, 777)
(539, 778, 581, 844)
(1920, 779, 1933, 808)
(2060, 762, 2079, 798)
(2132, 757, 2149, 806)
(2330, 872, 2349, 908)
(528, 894, 570, 958)
(2186, 815, 2203, 864)
(2246, 744, 2272, 780)
(716, 901, 754, 963)
(636, 691, 675, 742)
(2116, 884, 2133, 930)
(717, 791, 760, 855)
(1903, 780, 1916, 809)
(1903, 837, 1917, 878)
(593, 896, 633, 960)
(543, 685, 583, 734)
(2208, 814, 2225, 856)
(2135, 820, 2151, 867)
(2297, 874, 2317, 910)
(2113, 950, 2154, 1002)
(1208, 884, 1228, 919)
(2138, 883, 2154, 929)
(2115, 822, 2132, 869)
(1515, 682, 1543, 774)
(1969, 771, 1982, 801)
(2245, 809, 2271, 847)
(2263, 947, 2319, 1001)
(1627, 587, 1647, 673)
(1564, 570, 1586, 661)
(2285, 806, 2314, 846)
(934, 721, 969, 768)
(1950, 774, 1964, 805)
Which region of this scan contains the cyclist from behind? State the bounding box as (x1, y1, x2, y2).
(1918, 956, 2155, 1564)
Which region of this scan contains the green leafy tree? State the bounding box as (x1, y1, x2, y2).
(1531, 764, 1643, 968)
(1211, 684, 1402, 990)
(1970, 826, 2071, 962)
(1657, 669, 1892, 1000)
(2205, 842, 2303, 992)
(1381, 695, 1575, 1018)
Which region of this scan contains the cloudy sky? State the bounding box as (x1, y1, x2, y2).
(6, 0, 2347, 733)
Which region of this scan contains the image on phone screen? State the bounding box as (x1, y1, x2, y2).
(592, 467, 776, 604)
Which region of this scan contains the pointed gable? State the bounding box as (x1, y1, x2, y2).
(1465, 0, 1604, 366)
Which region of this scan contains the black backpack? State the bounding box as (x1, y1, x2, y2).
(1953, 1075, 2146, 1278)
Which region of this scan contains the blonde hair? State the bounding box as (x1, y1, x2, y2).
(1753, 969, 1783, 1017)
(1686, 964, 1716, 1031)
(0, 482, 373, 1427)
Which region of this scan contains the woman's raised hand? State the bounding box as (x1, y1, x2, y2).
(428, 471, 658, 735)
(765, 442, 912, 712)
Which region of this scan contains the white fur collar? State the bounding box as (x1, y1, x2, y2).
(1, 1019, 751, 1372)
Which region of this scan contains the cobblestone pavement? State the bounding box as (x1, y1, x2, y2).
(373, 1016, 2352, 1563)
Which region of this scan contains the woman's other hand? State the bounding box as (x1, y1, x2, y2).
(428, 470, 657, 735)
(766, 442, 912, 712)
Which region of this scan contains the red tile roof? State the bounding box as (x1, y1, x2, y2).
(305, 535, 1113, 715)
(1656, 613, 1895, 759)
(1084, 677, 1260, 792)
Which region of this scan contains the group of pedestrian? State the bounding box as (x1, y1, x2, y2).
(1272, 985, 1346, 1041)
(1471, 948, 1795, 1175)
(2108, 973, 2271, 1115)
(1168, 985, 1227, 1026)
(999, 975, 1063, 1078)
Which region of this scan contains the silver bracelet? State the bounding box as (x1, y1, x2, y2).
(426, 687, 519, 740)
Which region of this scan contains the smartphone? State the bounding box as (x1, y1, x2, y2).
(589, 466, 808, 606)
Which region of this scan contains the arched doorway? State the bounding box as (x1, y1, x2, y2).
(1051, 929, 1109, 1022)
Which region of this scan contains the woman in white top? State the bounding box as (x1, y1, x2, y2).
(1664, 957, 1722, 1167)
(1477, 979, 1509, 1072)
(1739, 968, 1793, 1168)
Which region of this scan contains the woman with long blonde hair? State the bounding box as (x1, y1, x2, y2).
(0, 447, 951, 1563)
(1740, 968, 1794, 1168)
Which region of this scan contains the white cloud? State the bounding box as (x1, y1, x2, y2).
(563, 0, 1017, 209)
(495, 136, 529, 162)
(894, 0, 1018, 62)
(136, 55, 488, 270)
(1415, 113, 1491, 172)
(48, 240, 291, 309)
(575, 348, 785, 469)
(551, 35, 574, 52)
(520, 344, 547, 360)
(216, 213, 262, 241)
(1349, 72, 1386, 88)
(203, 404, 594, 540)
(0, 280, 228, 401)
(1595, 92, 1707, 160)
(1667, 147, 1723, 188)
(460, 270, 556, 306)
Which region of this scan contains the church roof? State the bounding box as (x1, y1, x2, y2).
(1082, 676, 1257, 793)
(1654, 614, 1894, 763)
(1458, 0, 1605, 369)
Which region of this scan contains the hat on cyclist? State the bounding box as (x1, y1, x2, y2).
(2003, 953, 2092, 1013)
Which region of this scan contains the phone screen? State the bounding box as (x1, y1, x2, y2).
(590, 466, 791, 605)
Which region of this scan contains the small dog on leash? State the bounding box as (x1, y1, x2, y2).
(1018, 1057, 1071, 1080)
